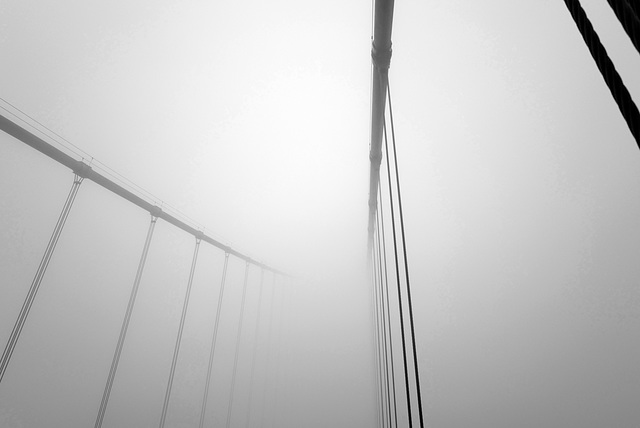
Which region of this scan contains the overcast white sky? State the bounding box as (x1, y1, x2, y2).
(1, 0, 639, 427)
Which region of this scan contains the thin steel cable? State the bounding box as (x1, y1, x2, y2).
(383, 116, 413, 428)
(198, 253, 230, 428)
(259, 274, 277, 428)
(563, 0, 640, 147)
(270, 277, 286, 428)
(0, 99, 88, 160)
(0, 102, 280, 272)
(378, 183, 399, 428)
(387, 83, 425, 428)
(245, 269, 266, 427)
(376, 209, 396, 428)
(158, 238, 201, 428)
(375, 219, 392, 428)
(0, 173, 83, 384)
(95, 215, 157, 428)
(225, 262, 251, 428)
(605, 0, 640, 54)
(371, 244, 386, 428)
(0, 97, 205, 231)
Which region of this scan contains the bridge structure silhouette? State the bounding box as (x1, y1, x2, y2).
(1, 0, 639, 427)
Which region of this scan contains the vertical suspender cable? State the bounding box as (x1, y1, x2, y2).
(376, 209, 396, 428)
(0, 172, 83, 384)
(371, 242, 385, 428)
(374, 219, 392, 428)
(378, 184, 399, 428)
(383, 117, 413, 428)
(387, 84, 425, 428)
(158, 237, 202, 428)
(199, 252, 230, 428)
(225, 262, 251, 428)
(562, 0, 640, 147)
(245, 269, 266, 427)
(270, 277, 286, 428)
(95, 213, 158, 428)
(259, 274, 277, 428)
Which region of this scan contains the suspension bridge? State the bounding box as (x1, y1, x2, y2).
(1, 0, 640, 427)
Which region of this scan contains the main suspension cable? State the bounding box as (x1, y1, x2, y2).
(159, 237, 201, 428)
(0, 172, 83, 384)
(387, 83, 425, 428)
(198, 252, 230, 428)
(95, 213, 158, 428)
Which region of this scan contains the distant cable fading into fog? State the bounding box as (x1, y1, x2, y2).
(0, 97, 228, 244)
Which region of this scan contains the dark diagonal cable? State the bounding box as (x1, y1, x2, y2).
(198, 253, 230, 428)
(95, 214, 158, 428)
(377, 198, 399, 428)
(0, 173, 83, 384)
(158, 237, 201, 428)
(245, 270, 266, 427)
(383, 116, 413, 428)
(226, 262, 251, 428)
(605, 0, 640, 54)
(387, 83, 425, 428)
(563, 0, 640, 148)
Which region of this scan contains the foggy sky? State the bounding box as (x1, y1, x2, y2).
(1, 0, 640, 427)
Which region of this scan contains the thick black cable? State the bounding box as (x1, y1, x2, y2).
(158, 238, 201, 428)
(383, 116, 413, 427)
(605, 0, 640, 54)
(378, 184, 399, 428)
(387, 84, 425, 428)
(245, 269, 266, 427)
(562, 0, 640, 148)
(95, 214, 157, 428)
(225, 262, 251, 428)
(375, 213, 393, 428)
(626, 0, 640, 21)
(0, 173, 83, 384)
(198, 253, 230, 428)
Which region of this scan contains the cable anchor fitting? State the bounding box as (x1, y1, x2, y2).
(371, 42, 392, 70)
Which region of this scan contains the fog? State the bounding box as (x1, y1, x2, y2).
(1, 0, 640, 427)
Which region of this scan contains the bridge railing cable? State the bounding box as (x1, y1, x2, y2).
(0, 113, 285, 274)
